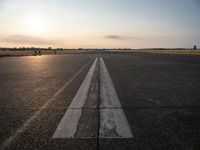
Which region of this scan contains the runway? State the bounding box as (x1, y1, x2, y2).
(0, 53, 200, 150)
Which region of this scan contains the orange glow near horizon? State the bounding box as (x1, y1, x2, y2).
(0, 0, 199, 48)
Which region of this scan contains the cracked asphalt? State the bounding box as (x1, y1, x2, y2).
(0, 53, 200, 150)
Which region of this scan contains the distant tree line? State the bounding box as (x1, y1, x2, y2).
(0, 47, 198, 51)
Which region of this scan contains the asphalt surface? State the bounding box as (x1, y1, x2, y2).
(0, 53, 200, 150)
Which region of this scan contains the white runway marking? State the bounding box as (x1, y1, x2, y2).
(52, 57, 98, 138)
(99, 57, 133, 138)
(0, 59, 93, 150)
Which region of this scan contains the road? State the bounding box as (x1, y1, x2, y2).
(0, 53, 200, 150)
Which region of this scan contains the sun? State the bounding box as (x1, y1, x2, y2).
(25, 15, 46, 36)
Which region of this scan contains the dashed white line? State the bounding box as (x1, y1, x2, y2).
(52, 57, 98, 138)
(99, 57, 133, 138)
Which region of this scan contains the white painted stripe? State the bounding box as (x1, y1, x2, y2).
(0, 58, 93, 150)
(99, 57, 133, 138)
(52, 57, 98, 138)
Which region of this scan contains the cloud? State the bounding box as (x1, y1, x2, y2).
(1, 34, 64, 46)
(103, 35, 125, 40)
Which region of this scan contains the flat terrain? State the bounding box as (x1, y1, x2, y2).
(0, 49, 200, 57)
(0, 53, 200, 150)
(0, 50, 96, 57)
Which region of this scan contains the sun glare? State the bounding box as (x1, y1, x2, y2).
(24, 15, 46, 36)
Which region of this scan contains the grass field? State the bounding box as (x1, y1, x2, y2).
(0, 49, 96, 57)
(0, 49, 200, 57)
(106, 49, 200, 55)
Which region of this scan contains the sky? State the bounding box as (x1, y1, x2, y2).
(0, 0, 200, 48)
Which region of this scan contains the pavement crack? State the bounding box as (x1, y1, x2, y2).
(97, 56, 101, 150)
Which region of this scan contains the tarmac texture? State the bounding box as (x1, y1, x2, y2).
(0, 53, 200, 150)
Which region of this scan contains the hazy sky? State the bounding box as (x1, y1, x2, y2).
(0, 0, 200, 48)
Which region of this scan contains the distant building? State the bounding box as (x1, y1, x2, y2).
(194, 45, 197, 50)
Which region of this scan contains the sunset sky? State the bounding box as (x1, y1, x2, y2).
(0, 0, 200, 48)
